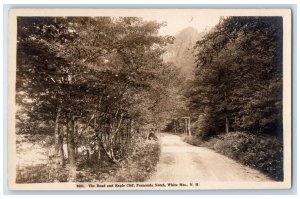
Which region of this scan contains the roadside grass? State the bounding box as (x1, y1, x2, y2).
(16, 164, 51, 183)
(16, 164, 69, 183)
(17, 140, 161, 183)
(181, 132, 283, 181)
(77, 140, 161, 182)
(107, 140, 161, 182)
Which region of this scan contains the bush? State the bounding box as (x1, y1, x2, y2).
(181, 132, 283, 181)
(75, 140, 161, 183)
(107, 140, 161, 182)
(213, 132, 283, 181)
(16, 140, 161, 183)
(16, 164, 69, 183)
(181, 135, 203, 146)
(191, 112, 226, 140)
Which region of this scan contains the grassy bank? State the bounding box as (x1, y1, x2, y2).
(107, 140, 161, 182)
(17, 140, 161, 183)
(74, 140, 161, 182)
(182, 132, 283, 181)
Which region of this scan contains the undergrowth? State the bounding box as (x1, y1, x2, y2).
(182, 132, 283, 181)
(107, 140, 161, 182)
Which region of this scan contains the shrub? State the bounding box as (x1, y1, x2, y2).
(181, 135, 202, 146)
(16, 164, 69, 183)
(212, 132, 283, 181)
(181, 132, 283, 181)
(190, 111, 230, 140)
(107, 140, 161, 182)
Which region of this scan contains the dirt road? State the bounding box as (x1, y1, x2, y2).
(148, 133, 271, 182)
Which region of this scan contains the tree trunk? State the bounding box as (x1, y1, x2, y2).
(99, 137, 118, 164)
(66, 119, 70, 160)
(68, 116, 76, 181)
(114, 131, 118, 144)
(224, 91, 229, 134)
(52, 107, 62, 182)
(86, 149, 90, 164)
(225, 114, 229, 134)
(184, 118, 188, 135)
(54, 107, 61, 160)
(128, 119, 133, 141)
(187, 117, 191, 136)
(174, 120, 177, 134)
(59, 124, 65, 167)
(74, 122, 78, 156)
(109, 137, 118, 163)
(97, 138, 101, 162)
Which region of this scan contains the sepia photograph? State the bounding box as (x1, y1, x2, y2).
(7, 9, 291, 190)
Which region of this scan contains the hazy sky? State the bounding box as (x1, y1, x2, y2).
(141, 13, 221, 35)
(90, 9, 224, 35)
(19, 9, 286, 36)
(91, 9, 285, 36)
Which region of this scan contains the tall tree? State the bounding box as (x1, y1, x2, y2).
(189, 16, 283, 138)
(16, 16, 182, 181)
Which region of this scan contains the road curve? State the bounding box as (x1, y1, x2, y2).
(148, 133, 271, 182)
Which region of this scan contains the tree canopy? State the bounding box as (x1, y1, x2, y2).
(187, 16, 283, 138)
(16, 16, 182, 181)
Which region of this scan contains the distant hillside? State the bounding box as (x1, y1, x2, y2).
(164, 27, 204, 78)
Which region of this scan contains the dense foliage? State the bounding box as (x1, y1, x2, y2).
(16, 17, 180, 182)
(188, 17, 283, 138)
(180, 16, 284, 181)
(182, 132, 283, 181)
(16, 16, 285, 183)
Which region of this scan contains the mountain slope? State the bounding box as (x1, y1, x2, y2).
(164, 27, 204, 78)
